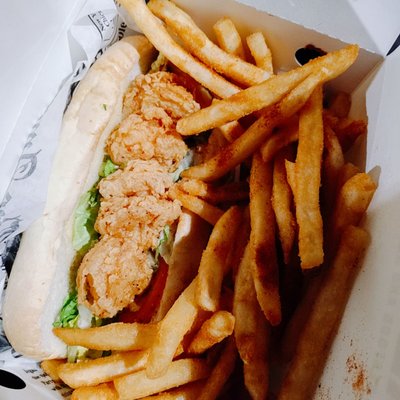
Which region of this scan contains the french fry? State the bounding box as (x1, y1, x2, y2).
(114, 358, 210, 400)
(119, 0, 240, 98)
(249, 153, 281, 325)
(213, 17, 246, 59)
(41, 359, 65, 382)
(176, 44, 359, 135)
(281, 169, 376, 363)
(58, 351, 148, 389)
(285, 159, 297, 195)
(53, 323, 157, 351)
(336, 162, 360, 191)
(324, 112, 367, 152)
(294, 85, 324, 269)
(233, 244, 270, 400)
(278, 225, 370, 400)
(204, 128, 229, 161)
(198, 336, 237, 400)
(332, 172, 377, 237)
(177, 179, 249, 204)
(280, 272, 322, 363)
(196, 206, 242, 312)
(272, 148, 297, 264)
(140, 381, 204, 399)
(148, 0, 269, 86)
(71, 382, 118, 400)
(261, 120, 299, 163)
(246, 32, 274, 74)
(182, 71, 326, 181)
(168, 186, 224, 225)
(156, 211, 211, 320)
(335, 117, 367, 152)
(214, 120, 245, 143)
(322, 124, 345, 213)
(146, 278, 200, 378)
(327, 91, 351, 118)
(188, 311, 235, 354)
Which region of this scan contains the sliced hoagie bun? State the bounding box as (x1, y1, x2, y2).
(3, 36, 156, 360)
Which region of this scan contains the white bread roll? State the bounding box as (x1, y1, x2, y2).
(3, 36, 156, 360)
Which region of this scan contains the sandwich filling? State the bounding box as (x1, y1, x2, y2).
(59, 71, 200, 326)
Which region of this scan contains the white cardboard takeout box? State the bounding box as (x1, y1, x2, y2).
(0, 0, 399, 399)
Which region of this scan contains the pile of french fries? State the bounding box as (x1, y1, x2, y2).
(42, 1, 377, 399)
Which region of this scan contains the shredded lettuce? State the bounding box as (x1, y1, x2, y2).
(171, 151, 194, 182)
(150, 52, 169, 73)
(72, 187, 100, 253)
(53, 292, 79, 328)
(99, 156, 119, 178)
(72, 156, 118, 254)
(155, 225, 170, 262)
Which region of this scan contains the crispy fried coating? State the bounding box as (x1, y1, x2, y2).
(77, 236, 154, 318)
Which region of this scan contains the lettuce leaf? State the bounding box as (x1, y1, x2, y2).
(72, 187, 100, 253)
(171, 150, 193, 182)
(53, 292, 79, 328)
(99, 157, 119, 178)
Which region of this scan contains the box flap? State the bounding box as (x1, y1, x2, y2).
(236, 0, 400, 55)
(315, 46, 400, 399)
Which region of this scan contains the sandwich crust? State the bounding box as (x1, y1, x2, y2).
(3, 36, 156, 360)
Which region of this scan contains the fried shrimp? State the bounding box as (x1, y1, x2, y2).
(77, 236, 154, 318)
(76, 71, 200, 318)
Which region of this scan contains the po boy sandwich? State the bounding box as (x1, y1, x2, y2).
(3, 34, 209, 361)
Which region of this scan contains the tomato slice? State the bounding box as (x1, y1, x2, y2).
(118, 257, 169, 323)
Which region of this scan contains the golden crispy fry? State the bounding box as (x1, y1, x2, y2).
(332, 172, 377, 237)
(148, 0, 269, 86)
(177, 44, 359, 135)
(182, 71, 325, 181)
(281, 169, 375, 363)
(272, 148, 297, 264)
(213, 17, 245, 59)
(197, 206, 242, 311)
(188, 310, 235, 354)
(261, 120, 298, 162)
(120, 0, 239, 98)
(114, 358, 210, 400)
(177, 179, 249, 204)
(280, 272, 322, 363)
(204, 128, 229, 161)
(140, 381, 204, 399)
(214, 120, 245, 143)
(324, 111, 367, 152)
(168, 186, 224, 225)
(327, 91, 351, 118)
(58, 351, 148, 389)
(285, 159, 296, 195)
(71, 383, 118, 400)
(246, 32, 274, 74)
(278, 226, 370, 400)
(336, 162, 360, 191)
(233, 244, 270, 400)
(249, 153, 281, 325)
(146, 278, 200, 378)
(323, 124, 345, 213)
(198, 337, 237, 400)
(335, 117, 367, 152)
(40, 359, 65, 382)
(53, 323, 157, 351)
(294, 86, 324, 269)
(156, 211, 211, 321)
